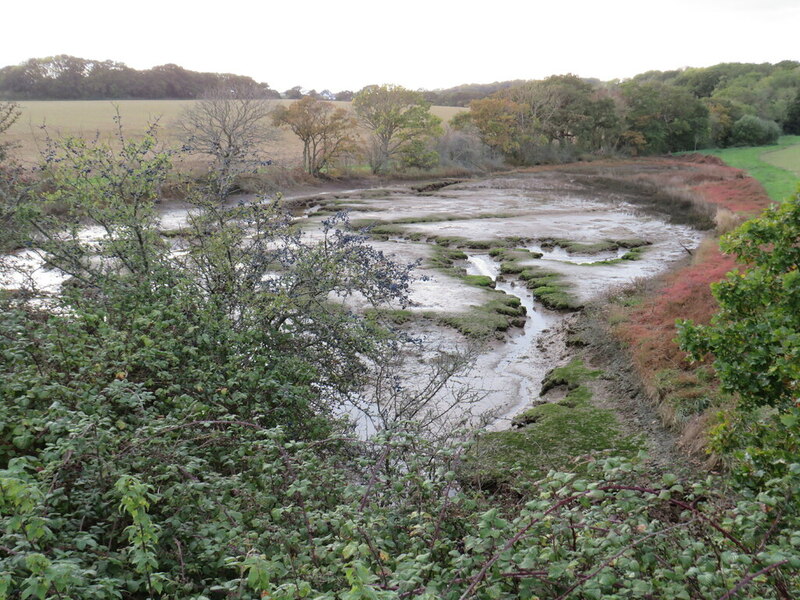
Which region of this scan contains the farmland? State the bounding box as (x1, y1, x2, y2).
(5, 99, 465, 165)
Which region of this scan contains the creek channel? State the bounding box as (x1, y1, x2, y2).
(459, 254, 563, 429)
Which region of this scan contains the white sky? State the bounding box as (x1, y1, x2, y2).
(2, 0, 798, 92)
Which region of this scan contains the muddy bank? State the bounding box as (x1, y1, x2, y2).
(558, 304, 700, 472)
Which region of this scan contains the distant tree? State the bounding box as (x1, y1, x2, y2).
(425, 80, 522, 107)
(435, 125, 501, 170)
(704, 98, 744, 147)
(506, 75, 591, 145)
(674, 66, 727, 98)
(283, 86, 304, 99)
(178, 83, 276, 201)
(0, 55, 271, 100)
(453, 96, 530, 163)
(506, 75, 621, 151)
(272, 96, 358, 176)
(621, 81, 709, 153)
(334, 90, 354, 102)
(784, 89, 800, 135)
(352, 84, 442, 173)
(455, 77, 621, 163)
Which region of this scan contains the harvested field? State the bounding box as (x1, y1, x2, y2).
(5, 99, 465, 166)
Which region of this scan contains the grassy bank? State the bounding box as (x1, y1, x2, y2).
(761, 139, 800, 176)
(602, 155, 776, 455)
(697, 135, 800, 202)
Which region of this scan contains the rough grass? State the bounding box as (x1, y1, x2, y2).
(614, 240, 735, 392)
(424, 246, 527, 337)
(605, 154, 777, 453)
(427, 246, 468, 271)
(537, 238, 651, 264)
(493, 248, 582, 310)
(431, 293, 526, 338)
(559, 162, 719, 230)
(353, 213, 521, 238)
(466, 360, 641, 487)
(697, 135, 800, 202)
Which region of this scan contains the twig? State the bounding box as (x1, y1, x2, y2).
(359, 444, 392, 512)
(554, 519, 696, 600)
(717, 560, 790, 600)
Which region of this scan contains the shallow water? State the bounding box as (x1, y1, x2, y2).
(526, 244, 630, 264)
(0, 249, 69, 293)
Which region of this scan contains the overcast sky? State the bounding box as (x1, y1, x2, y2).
(2, 0, 798, 92)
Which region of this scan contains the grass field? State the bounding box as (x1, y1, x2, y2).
(5, 100, 466, 166)
(761, 139, 800, 176)
(697, 135, 800, 202)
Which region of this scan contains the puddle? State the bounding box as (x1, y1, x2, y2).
(526, 243, 630, 264)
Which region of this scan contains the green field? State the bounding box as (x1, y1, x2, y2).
(698, 135, 800, 202)
(762, 140, 800, 176)
(6, 99, 465, 166)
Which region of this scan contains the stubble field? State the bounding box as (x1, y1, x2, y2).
(5, 99, 466, 167)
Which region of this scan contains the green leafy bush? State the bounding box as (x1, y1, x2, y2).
(730, 115, 781, 147)
(678, 187, 800, 479)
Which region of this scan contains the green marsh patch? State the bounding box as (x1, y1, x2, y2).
(431, 293, 526, 338)
(467, 360, 641, 486)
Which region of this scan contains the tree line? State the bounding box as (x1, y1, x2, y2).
(3, 56, 799, 164)
(271, 73, 800, 176)
(0, 55, 283, 100)
(451, 65, 800, 163)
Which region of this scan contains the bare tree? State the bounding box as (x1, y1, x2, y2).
(178, 83, 276, 202)
(350, 340, 489, 442)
